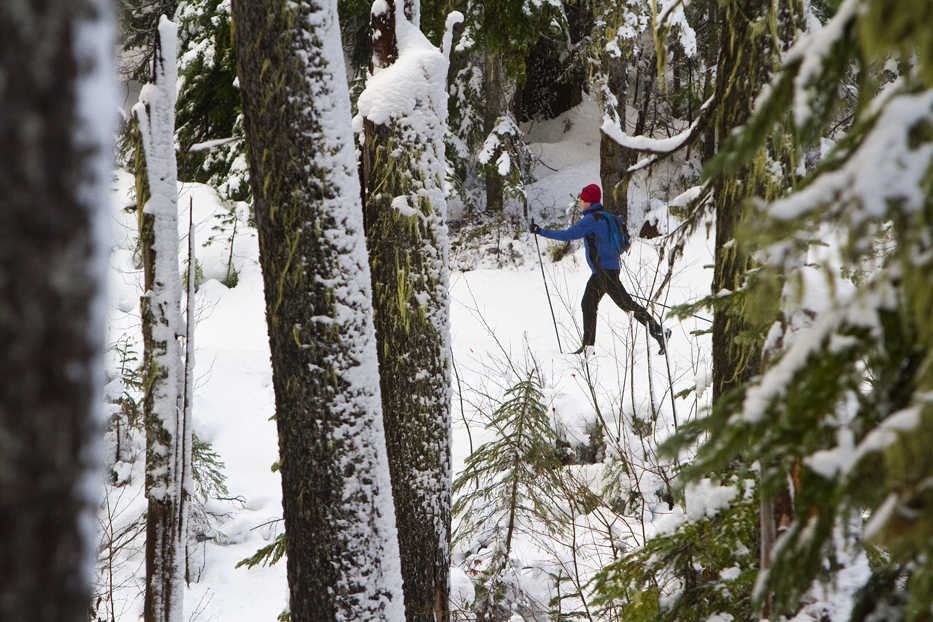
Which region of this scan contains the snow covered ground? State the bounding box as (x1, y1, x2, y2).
(97, 98, 801, 621)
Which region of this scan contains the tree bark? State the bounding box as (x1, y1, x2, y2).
(710, 0, 772, 402)
(599, 57, 632, 219)
(708, 2, 798, 616)
(134, 17, 191, 622)
(362, 3, 452, 620)
(483, 50, 506, 213)
(232, 1, 405, 620)
(0, 2, 113, 620)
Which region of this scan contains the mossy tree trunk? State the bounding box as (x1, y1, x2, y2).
(232, 0, 406, 620)
(482, 50, 506, 213)
(0, 1, 112, 620)
(709, 1, 802, 614)
(710, 0, 776, 406)
(599, 57, 633, 220)
(361, 2, 453, 620)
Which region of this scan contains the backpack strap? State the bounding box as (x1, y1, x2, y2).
(583, 212, 603, 270)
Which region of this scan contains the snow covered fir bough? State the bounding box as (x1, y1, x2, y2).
(2, 1, 933, 622)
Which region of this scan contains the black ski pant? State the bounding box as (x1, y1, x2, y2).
(581, 269, 663, 347)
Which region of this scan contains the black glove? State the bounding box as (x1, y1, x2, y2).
(529, 222, 541, 234)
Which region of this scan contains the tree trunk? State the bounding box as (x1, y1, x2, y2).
(0, 2, 114, 620)
(710, 0, 773, 402)
(483, 50, 506, 213)
(708, 1, 797, 615)
(599, 57, 632, 219)
(134, 17, 191, 622)
(361, 3, 452, 620)
(232, 1, 405, 620)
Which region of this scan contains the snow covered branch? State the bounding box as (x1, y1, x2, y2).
(602, 95, 713, 155)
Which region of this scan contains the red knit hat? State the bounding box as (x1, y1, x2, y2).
(580, 184, 601, 203)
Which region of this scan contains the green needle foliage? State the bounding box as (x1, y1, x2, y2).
(192, 435, 229, 501)
(176, 0, 248, 200)
(236, 532, 286, 570)
(593, 0, 933, 619)
(591, 482, 759, 622)
(453, 370, 561, 618)
(662, 1, 933, 619)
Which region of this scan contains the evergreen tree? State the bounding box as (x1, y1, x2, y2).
(175, 0, 248, 200)
(595, 0, 933, 619)
(672, 0, 933, 618)
(116, 0, 178, 83)
(453, 373, 562, 621)
(592, 482, 759, 622)
(358, 2, 460, 619)
(0, 1, 115, 620)
(450, 0, 565, 214)
(591, 1, 809, 618)
(231, 0, 405, 619)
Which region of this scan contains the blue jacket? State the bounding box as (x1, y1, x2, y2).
(538, 203, 621, 272)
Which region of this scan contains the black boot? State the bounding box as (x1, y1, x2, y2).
(655, 328, 671, 355)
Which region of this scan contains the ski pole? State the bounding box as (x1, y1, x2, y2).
(532, 223, 563, 352)
(627, 292, 712, 324)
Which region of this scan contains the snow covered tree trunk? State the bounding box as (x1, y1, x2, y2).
(0, 1, 114, 620)
(231, 0, 405, 620)
(359, 3, 459, 620)
(133, 17, 191, 622)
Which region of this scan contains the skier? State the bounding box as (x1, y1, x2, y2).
(529, 183, 669, 355)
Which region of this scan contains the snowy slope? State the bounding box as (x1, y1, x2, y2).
(101, 98, 717, 621)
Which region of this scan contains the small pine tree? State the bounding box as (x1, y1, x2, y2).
(453, 372, 562, 620)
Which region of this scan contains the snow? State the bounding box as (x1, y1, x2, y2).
(442, 11, 464, 60)
(601, 97, 712, 154)
(771, 89, 933, 223)
(96, 20, 889, 616)
(74, 0, 118, 590)
(805, 428, 856, 480)
(356, 12, 450, 126)
(685, 479, 739, 522)
(786, 0, 857, 129)
(658, 0, 697, 58)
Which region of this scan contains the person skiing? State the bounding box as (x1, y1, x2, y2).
(529, 183, 669, 355)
